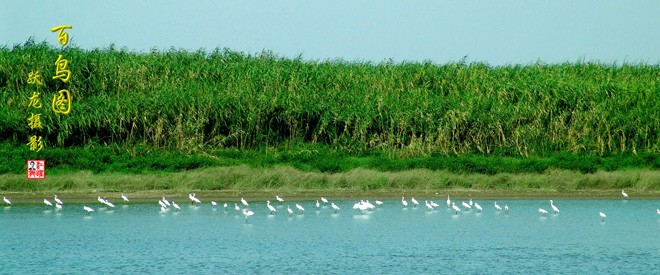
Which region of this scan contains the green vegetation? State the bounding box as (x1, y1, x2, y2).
(2, 41, 660, 158)
(2, 165, 660, 194)
(2, 142, 660, 175)
(1, 41, 660, 194)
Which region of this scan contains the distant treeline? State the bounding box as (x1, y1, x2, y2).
(2, 41, 660, 158)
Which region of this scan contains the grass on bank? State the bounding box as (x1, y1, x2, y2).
(1, 165, 659, 193)
(2, 142, 660, 175)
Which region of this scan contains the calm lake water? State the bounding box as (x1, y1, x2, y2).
(1, 199, 659, 273)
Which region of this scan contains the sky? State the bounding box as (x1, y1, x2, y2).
(2, 0, 660, 66)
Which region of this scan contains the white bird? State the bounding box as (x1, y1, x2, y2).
(276, 195, 284, 202)
(353, 201, 369, 212)
(550, 200, 559, 214)
(539, 208, 548, 215)
(287, 205, 294, 217)
(494, 202, 502, 211)
(44, 199, 53, 206)
(97, 196, 105, 203)
(189, 193, 201, 204)
(172, 201, 180, 210)
(469, 199, 473, 206)
(234, 203, 240, 212)
(121, 193, 130, 202)
(462, 201, 472, 210)
(211, 201, 217, 206)
(296, 203, 305, 211)
(446, 195, 451, 208)
(331, 202, 340, 213)
(505, 204, 509, 214)
(55, 204, 62, 211)
(621, 189, 628, 198)
(411, 197, 419, 207)
(158, 200, 167, 208)
(3, 196, 12, 205)
(104, 199, 115, 208)
(451, 202, 461, 214)
(162, 197, 171, 206)
(241, 197, 249, 206)
(321, 197, 328, 204)
(599, 212, 606, 221)
(316, 200, 320, 208)
(83, 206, 94, 214)
(267, 200, 276, 214)
(474, 202, 482, 213)
(657, 209, 660, 215)
(243, 209, 254, 220)
(375, 200, 383, 206)
(363, 200, 375, 210)
(54, 195, 63, 205)
(401, 197, 408, 207)
(430, 201, 440, 208)
(425, 200, 433, 210)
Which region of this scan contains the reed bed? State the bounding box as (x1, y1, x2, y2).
(2, 40, 660, 159)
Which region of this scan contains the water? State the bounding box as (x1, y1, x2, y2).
(1, 199, 659, 273)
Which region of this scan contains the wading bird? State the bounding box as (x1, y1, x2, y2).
(474, 203, 482, 213)
(550, 200, 559, 214)
(276, 195, 284, 203)
(267, 201, 276, 214)
(375, 200, 383, 207)
(621, 189, 628, 198)
(121, 193, 130, 202)
(44, 199, 53, 207)
(505, 204, 509, 214)
(54, 195, 63, 205)
(316, 200, 320, 208)
(287, 205, 293, 217)
(55, 204, 62, 211)
(446, 195, 451, 208)
(172, 201, 180, 211)
(211, 201, 217, 206)
(425, 200, 433, 210)
(452, 202, 461, 215)
(462, 201, 472, 211)
(296, 203, 305, 212)
(83, 206, 94, 215)
(3, 197, 12, 205)
(411, 197, 419, 208)
(430, 201, 440, 208)
(539, 208, 548, 216)
(321, 197, 328, 204)
(401, 197, 408, 208)
(494, 202, 502, 211)
(243, 209, 254, 221)
(241, 197, 249, 207)
(331, 202, 340, 213)
(599, 212, 606, 221)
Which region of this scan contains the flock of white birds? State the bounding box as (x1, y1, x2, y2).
(2, 189, 658, 222)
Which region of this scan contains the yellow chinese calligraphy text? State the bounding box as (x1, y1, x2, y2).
(53, 55, 71, 82)
(50, 25, 72, 46)
(52, 90, 72, 115)
(27, 135, 44, 152)
(28, 91, 42, 109)
(27, 71, 43, 85)
(27, 113, 43, 130)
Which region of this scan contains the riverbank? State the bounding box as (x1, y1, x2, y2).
(2, 165, 659, 203)
(2, 189, 659, 204)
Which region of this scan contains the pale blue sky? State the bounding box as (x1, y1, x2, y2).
(2, 1, 659, 65)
